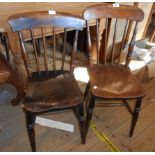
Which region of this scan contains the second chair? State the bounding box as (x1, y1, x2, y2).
(83, 3, 146, 138)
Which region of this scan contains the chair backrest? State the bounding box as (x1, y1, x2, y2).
(8, 11, 85, 79)
(83, 3, 144, 67)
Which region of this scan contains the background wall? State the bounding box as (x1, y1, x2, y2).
(108, 2, 153, 49)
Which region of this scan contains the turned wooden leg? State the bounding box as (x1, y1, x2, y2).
(73, 104, 86, 144)
(78, 104, 86, 144)
(129, 97, 142, 137)
(25, 111, 36, 152)
(84, 83, 90, 99)
(86, 93, 95, 136)
(84, 82, 90, 111)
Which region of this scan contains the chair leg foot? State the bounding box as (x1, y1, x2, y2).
(86, 94, 95, 137)
(129, 97, 142, 137)
(25, 111, 36, 152)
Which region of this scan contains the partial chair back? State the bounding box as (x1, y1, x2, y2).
(8, 11, 85, 80)
(83, 3, 144, 66)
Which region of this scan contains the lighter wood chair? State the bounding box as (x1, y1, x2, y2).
(83, 3, 146, 138)
(8, 11, 86, 151)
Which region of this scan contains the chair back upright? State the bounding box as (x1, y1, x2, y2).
(8, 11, 85, 80)
(83, 3, 144, 66)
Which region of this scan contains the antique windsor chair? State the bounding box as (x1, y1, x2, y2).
(83, 3, 146, 138)
(8, 11, 86, 151)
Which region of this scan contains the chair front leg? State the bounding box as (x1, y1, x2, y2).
(76, 104, 86, 144)
(25, 111, 36, 152)
(84, 82, 90, 112)
(84, 82, 90, 99)
(129, 97, 142, 137)
(86, 93, 95, 136)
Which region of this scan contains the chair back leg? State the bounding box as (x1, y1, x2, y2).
(129, 97, 142, 137)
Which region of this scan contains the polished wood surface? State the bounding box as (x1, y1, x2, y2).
(8, 11, 85, 31)
(83, 3, 146, 139)
(8, 11, 86, 151)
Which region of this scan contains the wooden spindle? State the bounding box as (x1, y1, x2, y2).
(42, 28, 48, 72)
(99, 18, 112, 64)
(70, 30, 78, 72)
(125, 22, 138, 67)
(30, 28, 40, 73)
(123, 2, 139, 49)
(117, 20, 129, 64)
(96, 19, 99, 65)
(86, 21, 92, 67)
(111, 18, 118, 64)
(18, 31, 31, 77)
(53, 27, 56, 70)
(61, 28, 67, 70)
(104, 17, 108, 65)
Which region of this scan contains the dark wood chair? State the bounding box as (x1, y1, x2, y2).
(83, 3, 146, 138)
(8, 11, 86, 151)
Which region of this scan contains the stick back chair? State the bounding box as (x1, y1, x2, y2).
(8, 11, 86, 151)
(83, 3, 146, 138)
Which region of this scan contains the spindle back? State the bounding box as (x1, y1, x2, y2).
(8, 11, 85, 79)
(83, 3, 144, 66)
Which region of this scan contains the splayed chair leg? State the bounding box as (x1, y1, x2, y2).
(129, 97, 142, 137)
(25, 111, 36, 152)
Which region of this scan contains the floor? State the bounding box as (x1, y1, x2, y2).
(0, 75, 155, 152)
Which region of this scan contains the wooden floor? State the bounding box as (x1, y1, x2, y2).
(0, 75, 155, 152)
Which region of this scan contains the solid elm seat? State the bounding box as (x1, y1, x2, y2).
(88, 65, 145, 99)
(24, 71, 83, 113)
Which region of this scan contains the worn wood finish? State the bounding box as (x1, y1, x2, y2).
(8, 11, 86, 151)
(83, 3, 145, 139)
(8, 11, 85, 32)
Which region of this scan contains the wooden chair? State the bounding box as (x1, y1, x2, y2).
(83, 3, 146, 138)
(8, 11, 86, 151)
